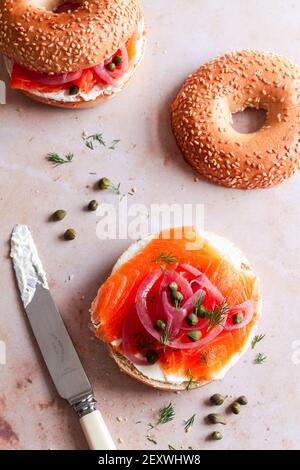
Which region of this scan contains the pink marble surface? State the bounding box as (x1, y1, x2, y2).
(0, 0, 300, 450)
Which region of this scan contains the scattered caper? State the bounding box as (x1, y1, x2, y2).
(198, 305, 208, 318)
(154, 320, 166, 331)
(168, 281, 178, 292)
(113, 55, 123, 66)
(52, 209, 66, 221)
(188, 330, 202, 342)
(64, 228, 76, 241)
(69, 85, 79, 95)
(232, 312, 244, 324)
(237, 395, 248, 406)
(99, 177, 111, 190)
(186, 313, 199, 326)
(231, 402, 241, 415)
(207, 413, 226, 425)
(88, 200, 98, 211)
(171, 290, 183, 303)
(146, 350, 159, 365)
(210, 393, 225, 406)
(106, 62, 116, 72)
(211, 431, 223, 441)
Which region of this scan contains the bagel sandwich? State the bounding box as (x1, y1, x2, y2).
(0, 1, 146, 108)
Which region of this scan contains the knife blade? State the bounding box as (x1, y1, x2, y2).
(10, 224, 116, 450)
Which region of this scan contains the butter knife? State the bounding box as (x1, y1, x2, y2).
(10, 224, 116, 450)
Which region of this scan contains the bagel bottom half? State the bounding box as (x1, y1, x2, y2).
(91, 228, 261, 391)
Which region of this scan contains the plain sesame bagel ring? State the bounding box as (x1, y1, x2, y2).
(171, 50, 300, 189)
(0, 0, 146, 108)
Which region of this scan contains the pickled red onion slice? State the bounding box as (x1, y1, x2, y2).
(24, 69, 82, 86)
(136, 270, 163, 342)
(225, 300, 254, 331)
(181, 263, 224, 303)
(94, 45, 129, 86)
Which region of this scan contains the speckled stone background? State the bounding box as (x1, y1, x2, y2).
(0, 0, 300, 450)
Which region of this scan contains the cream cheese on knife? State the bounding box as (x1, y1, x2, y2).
(10, 225, 48, 307)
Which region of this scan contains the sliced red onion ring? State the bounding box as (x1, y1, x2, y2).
(159, 270, 193, 300)
(161, 291, 187, 336)
(94, 44, 129, 86)
(225, 300, 254, 331)
(136, 270, 163, 342)
(24, 69, 82, 86)
(55, 3, 79, 13)
(122, 315, 147, 366)
(171, 315, 227, 350)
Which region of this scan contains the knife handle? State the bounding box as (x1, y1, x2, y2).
(80, 409, 116, 450)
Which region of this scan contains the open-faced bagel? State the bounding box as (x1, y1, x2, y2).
(0, 0, 142, 73)
(171, 50, 300, 189)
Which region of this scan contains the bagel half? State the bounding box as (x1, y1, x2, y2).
(91, 227, 261, 391)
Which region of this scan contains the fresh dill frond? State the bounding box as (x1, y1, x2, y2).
(83, 133, 106, 150)
(199, 350, 211, 366)
(252, 334, 265, 349)
(160, 327, 170, 351)
(156, 252, 178, 265)
(46, 152, 74, 166)
(147, 437, 157, 445)
(185, 368, 196, 391)
(109, 139, 121, 150)
(184, 414, 196, 432)
(158, 402, 175, 424)
(204, 300, 229, 330)
(255, 352, 267, 364)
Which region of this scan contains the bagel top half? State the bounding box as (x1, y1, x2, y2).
(91, 227, 261, 391)
(0, 0, 143, 73)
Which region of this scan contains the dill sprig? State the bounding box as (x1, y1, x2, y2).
(252, 334, 265, 349)
(83, 133, 106, 150)
(158, 402, 175, 424)
(156, 252, 178, 265)
(168, 444, 176, 450)
(147, 437, 157, 445)
(203, 300, 229, 330)
(160, 327, 170, 352)
(184, 414, 196, 432)
(199, 350, 211, 366)
(255, 352, 267, 364)
(185, 368, 196, 391)
(109, 139, 121, 150)
(46, 152, 74, 166)
(110, 181, 121, 195)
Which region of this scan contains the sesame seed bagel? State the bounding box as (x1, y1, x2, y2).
(0, 0, 142, 73)
(171, 50, 300, 189)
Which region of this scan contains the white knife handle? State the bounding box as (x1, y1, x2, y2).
(80, 410, 116, 450)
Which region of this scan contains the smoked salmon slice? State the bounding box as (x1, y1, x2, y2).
(91, 227, 261, 389)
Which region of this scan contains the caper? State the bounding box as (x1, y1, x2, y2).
(210, 393, 225, 406)
(232, 312, 244, 324)
(171, 290, 183, 303)
(168, 281, 178, 292)
(52, 209, 66, 221)
(186, 313, 199, 326)
(154, 320, 166, 331)
(198, 305, 208, 318)
(106, 62, 116, 72)
(99, 177, 111, 190)
(69, 85, 79, 95)
(237, 395, 248, 406)
(64, 228, 76, 241)
(211, 431, 223, 441)
(187, 330, 202, 342)
(113, 55, 123, 66)
(207, 413, 226, 425)
(231, 402, 241, 415)
(146, 350, 159, 365)
(88, 200, 98, 211)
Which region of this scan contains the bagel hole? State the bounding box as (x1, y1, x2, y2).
(29, 1, 80, 12)
(231, 107, 267, 134)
